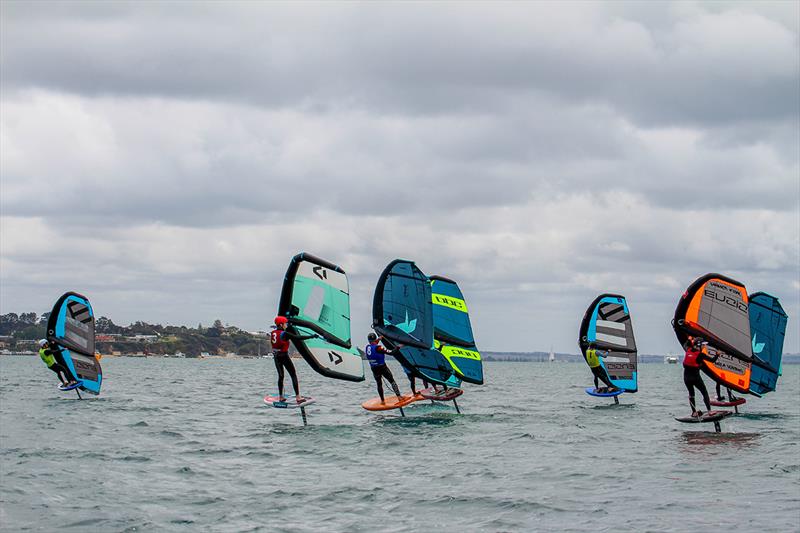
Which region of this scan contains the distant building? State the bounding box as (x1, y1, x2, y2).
(130, 334, 159, 342)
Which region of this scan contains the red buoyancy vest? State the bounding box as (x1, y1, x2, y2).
(271, 329, 290, 353)
(683, 347, 701, 368)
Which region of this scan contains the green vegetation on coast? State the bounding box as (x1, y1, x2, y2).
(0, 313, 267, 358)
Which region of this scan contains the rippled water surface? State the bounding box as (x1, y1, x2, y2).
(1, 357, 798, 532)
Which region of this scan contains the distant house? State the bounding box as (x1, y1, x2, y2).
(221, 326, 241, 337)
(130, 334, 159, 342)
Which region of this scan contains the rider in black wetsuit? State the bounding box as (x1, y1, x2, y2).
(584, 342, 616, 393)
(270, 316, 317, 403)
(683, 337, 718, 416)
(38, 339, 76, 386)
(365, 333, 402, 402)
(715, 381, 738, 403)
(399, 359, 431, 394)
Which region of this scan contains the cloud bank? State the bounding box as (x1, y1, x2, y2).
(2, 1, 798, 353)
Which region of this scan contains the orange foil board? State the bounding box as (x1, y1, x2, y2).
(361, 393, 423, 411)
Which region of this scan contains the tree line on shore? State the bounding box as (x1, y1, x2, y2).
(0, 312, 268, 358)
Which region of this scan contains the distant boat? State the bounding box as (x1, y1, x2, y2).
(549, 346, 555, 363)
(665, 355, 678, 364)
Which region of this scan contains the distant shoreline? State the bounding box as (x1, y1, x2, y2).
(3, 352, 799, 364)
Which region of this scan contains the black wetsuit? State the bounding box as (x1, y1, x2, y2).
(50, 363, 73, 384)
(271, 329, 315, 398)
(683, 345, 714, 413)
(371, 365, 401, 401)
(716, 381, 736, 402)
(274, 354, 299, 398)
(591, 366, 613, 391)
(684, 368, 711, 413)
(399, 361, 429, 394)
(405, 372, 432, 394)
(42, 346, 75, 384)
(585, 347, 615, 392)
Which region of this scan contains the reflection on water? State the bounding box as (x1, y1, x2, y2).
(376, 413, 459, 429)
(737, 412, 790, 420)
(678, 431, 762, 449)
(589, 402, 637, 410)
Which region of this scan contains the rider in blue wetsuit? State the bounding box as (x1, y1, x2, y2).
(365, 333, 401, 403)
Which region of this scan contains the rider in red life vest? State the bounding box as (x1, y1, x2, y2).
(682, 336, 718, 417)
(271, 316, 318, 403)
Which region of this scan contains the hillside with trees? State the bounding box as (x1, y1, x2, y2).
(0, 313, 268, 358)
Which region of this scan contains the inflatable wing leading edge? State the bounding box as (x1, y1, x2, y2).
(278, 253, 364, 382)
(46, 292, 102, 395)
(579, 294, 638, 392)
(430, 275, 483, 385)
(372, 260, 453, 385)
(748, 292, 788, 395)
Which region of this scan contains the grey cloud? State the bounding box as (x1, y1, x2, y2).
(4, 90, 794, 237)
(2, 2, 797, 127)
(1, 2, 798, 353)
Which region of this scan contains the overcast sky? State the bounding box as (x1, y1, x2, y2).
(1, 1, 798, 354)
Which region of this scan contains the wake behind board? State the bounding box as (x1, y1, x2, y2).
(58, 382, 82, 391)
(362, 393, 423, 411)
(710, 398, 746, 407)
(674, 410, 732, 424)
(585, 387, 624, 398)
(420, 387, 464, 402)
(264, 395, 316, 409)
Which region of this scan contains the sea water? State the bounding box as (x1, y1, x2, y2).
(1, 357, 798, 532)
